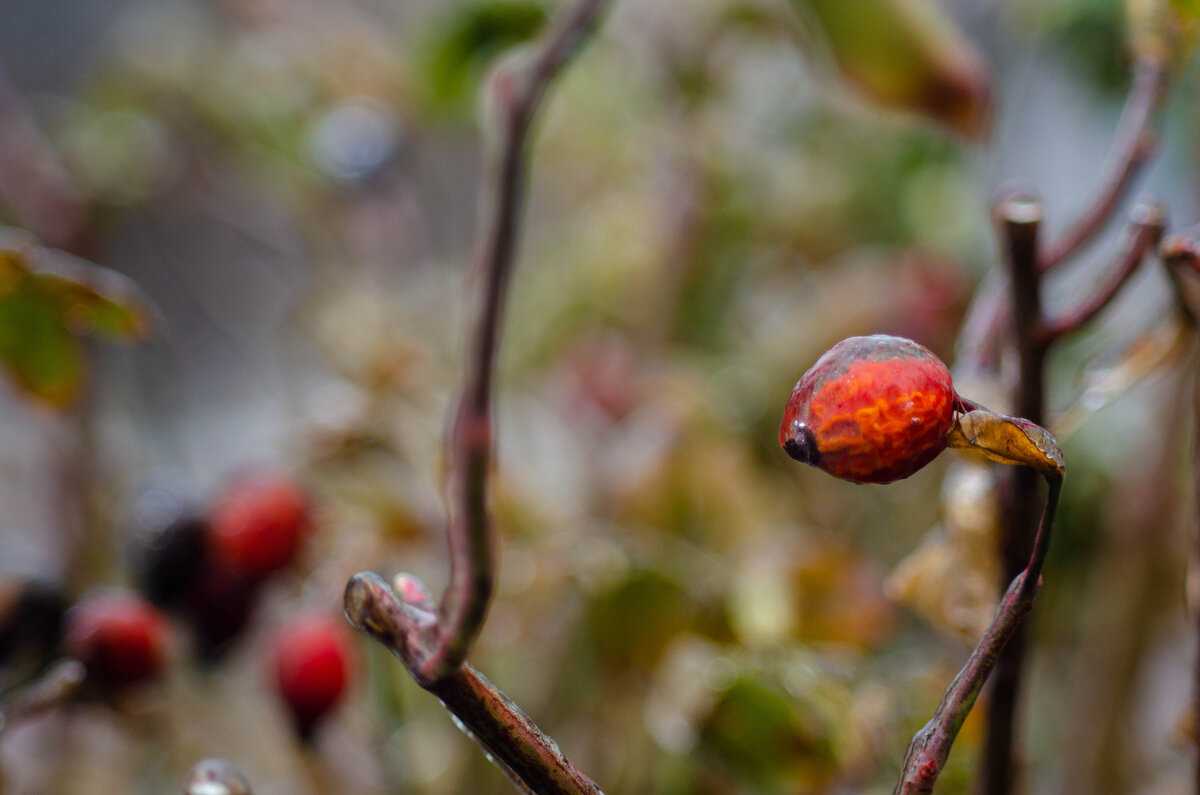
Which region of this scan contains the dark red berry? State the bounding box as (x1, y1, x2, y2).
(780, 335, 957, 484)
(64, 591, 169, 687)
(209, 473, 311, 579)
(271, 611, 354, 738)
(0, 576, 65, 681)
(130, 512, 207, 609)
(182, 563, 260, 662)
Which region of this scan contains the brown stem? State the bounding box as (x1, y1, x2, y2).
(0, 659, 86, 738)
(343, 0, 610, 789)
(1040, 61, 1166, 271)
(894, 476, 1062, 794)
(955, 59, 1168, 369)
(974, 196, 1048, 795)
(998, 194, 1047, 417)
(345, 573, 604, 794)
(420, 0, 611, 685)
(1040, 204, 1165, 344)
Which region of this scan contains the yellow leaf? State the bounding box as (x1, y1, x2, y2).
(946, 408, 1064, 479)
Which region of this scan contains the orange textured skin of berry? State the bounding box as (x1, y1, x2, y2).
(780, 335, 956, 484)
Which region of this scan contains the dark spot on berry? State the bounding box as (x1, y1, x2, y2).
(782, 422, 820, 467)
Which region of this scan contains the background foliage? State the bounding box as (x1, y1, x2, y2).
(0, 0, 1196, 792)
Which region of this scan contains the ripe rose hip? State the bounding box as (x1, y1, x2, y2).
(271, 611, 355, 739)
(65, 591, 170, 687)
(209, 473, 311, 579)
(779, 335, 957, 484)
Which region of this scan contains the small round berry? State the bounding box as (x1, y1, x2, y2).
(779, 335, 957, 484)
(209, 473, 311, 579)
(129, 512, 207, 609)
(271, 611, 355, 739)
(64, 591, 169, 687)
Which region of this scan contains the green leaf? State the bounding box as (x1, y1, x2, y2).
(795, 0, 991, 138)
(0, 245, 155, 409)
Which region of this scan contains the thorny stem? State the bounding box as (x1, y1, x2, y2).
(345, 574, 603, 795)
(894, 476, 1062, 795)
(422, 0, 611, 685)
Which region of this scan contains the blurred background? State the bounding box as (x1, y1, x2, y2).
(0, 0, 1197, 792)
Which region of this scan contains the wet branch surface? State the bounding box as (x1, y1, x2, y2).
(946, 58, 1172, 795)
(894, 477, 1063, 795)
(343, 0, 610, 791)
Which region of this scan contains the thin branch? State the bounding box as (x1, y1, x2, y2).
(345, 573, 604, 795)
(1040, 204, 1166, 344)
(1040, 60, 1166, 271)
(421, 0, 611, 685)
(894, 474, 1063, 795)
(343, 1, 609, 790)
(0, 659, 86, 738)
(955, 59, 1168, 369)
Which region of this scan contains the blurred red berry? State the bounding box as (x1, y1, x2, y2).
(780, 335, 957, 484)
(271, 611, 355, 738)
(129, 512, 207, 609)
(209, 473, 311, 579)
(65, 591, 169, 687)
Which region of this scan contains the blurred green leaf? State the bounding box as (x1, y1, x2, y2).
(0, 246, 154, 410)
(585, 570, 697, 672)
(421, 0, 548, 115)
(697, 675, 837, 791)
(795, 0, 991, 138)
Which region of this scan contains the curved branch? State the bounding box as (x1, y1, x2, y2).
(421, 0, 611, 685)
(1040, 61, 1166, 272)
(1040, 204, 1165, 344)
(894, 468, 1063, 794)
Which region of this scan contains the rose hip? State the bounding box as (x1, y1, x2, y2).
(65, 591, 170, 687)
(271, 611, 355, 739)
(779, 335, 957, 484)
(209, 473, 311, 579)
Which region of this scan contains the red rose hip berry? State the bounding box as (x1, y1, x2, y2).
(65, 591, 170, 687)
(209, 473, 311, 579)
(780, 335, 957, 484)
(271, 611, 355, 739)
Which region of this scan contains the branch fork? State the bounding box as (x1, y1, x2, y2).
(341, 0, 610, 791)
